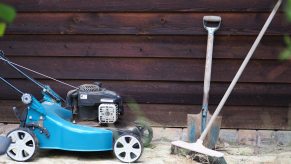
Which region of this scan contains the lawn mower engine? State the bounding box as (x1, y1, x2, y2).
(67, 82, 123, 124)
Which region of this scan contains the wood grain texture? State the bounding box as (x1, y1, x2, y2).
(0, 35, 285, 60)
(0, 57, 290, 83)
(0, 79, 290, 107)
(0, 100, 289, 130)
(1, 0, 283, 12)
(0, 0, 290, 130)
(6, 13, 290, 35)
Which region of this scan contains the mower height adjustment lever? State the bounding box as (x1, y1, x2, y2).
(26, 123, 50, 138)
(12, 106, 28, 127)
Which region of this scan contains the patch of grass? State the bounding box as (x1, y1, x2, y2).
(280, 0, 291, 60)
(285, 0, 291, 21)
(279, 36, 291, 60)
(0, 23, 6, 37)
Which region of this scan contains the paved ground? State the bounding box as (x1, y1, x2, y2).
(0, 124, 191, 164)
(0, 142, 192, 164)
(219, 144, 291, 164)
(1, 141, 291, 164)
(1, 124, 291, 163)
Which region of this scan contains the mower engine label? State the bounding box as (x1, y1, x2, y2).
(80, 94, 88, 100)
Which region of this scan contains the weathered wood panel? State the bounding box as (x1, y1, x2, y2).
(138, 105, 290, 129)
(0, 80, 290, 107)
(0, 57, 290, 83)
(1, 0, 283, 12)
(0, 35, 285, 60)
(6, 13, 290, 35)
(0, 0, 290, 130)
(0, 100, 289, 130)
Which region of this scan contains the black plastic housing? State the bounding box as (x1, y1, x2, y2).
(67, 83, 123, 121)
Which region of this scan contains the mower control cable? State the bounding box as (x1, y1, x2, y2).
(0, 57, 78, 89)
(0, 76, 24, 95)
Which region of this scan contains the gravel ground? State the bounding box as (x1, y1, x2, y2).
(1, 124, 291, 164)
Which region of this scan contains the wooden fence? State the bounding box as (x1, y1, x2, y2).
(0, 0, 290, 129)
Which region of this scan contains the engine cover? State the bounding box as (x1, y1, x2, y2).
(98, 104, 118, 123)
(66, 82, 123, 124)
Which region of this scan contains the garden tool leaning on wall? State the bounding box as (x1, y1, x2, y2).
(172, 0, 282, 161)
(188, 16, 222, 149)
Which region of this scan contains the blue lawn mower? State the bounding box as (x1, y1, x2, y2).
(0, 51, 153, 162)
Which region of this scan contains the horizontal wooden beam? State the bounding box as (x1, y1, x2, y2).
(0, 80, 290, 107)
(0, 35, 285, 60)
(6, 13, 290, 35)
(1, 0, 283, 13)
(0, 100, 289, 130)
(0, 57, 290, 83)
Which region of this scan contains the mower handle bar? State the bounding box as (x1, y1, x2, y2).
(0, 51, 46, 89)
(0, 51, 65, 103)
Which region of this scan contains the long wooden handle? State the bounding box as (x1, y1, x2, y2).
(201, 26, 215, 130)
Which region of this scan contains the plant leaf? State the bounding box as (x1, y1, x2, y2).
(0, 3, 16, 23)
(284, 35, 291, 47)
(279, 49, 291, 60)
(286, 0, 291, 21)
(0, 23, 6, 37)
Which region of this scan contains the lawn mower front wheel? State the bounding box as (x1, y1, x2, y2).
(113, 133, 143, 163)
(6, 128, 39, 162)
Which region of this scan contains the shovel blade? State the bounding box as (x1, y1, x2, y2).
(187, 113, 201, 143)
(205, 116, 222, 149)
(187, 113, 222, 149)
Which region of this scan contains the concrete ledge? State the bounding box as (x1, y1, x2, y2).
(1, 124, 291, 147)
(152, 127, 291, 147)
(219, 129, 238, 144)
(238, 130, 257, 146)
(0, 124, 19, 135)
(152, 128, 183, 142)
(275, 131, 291, 146)
(224, 130, 291, 146)
(257, 130, 276, 147)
